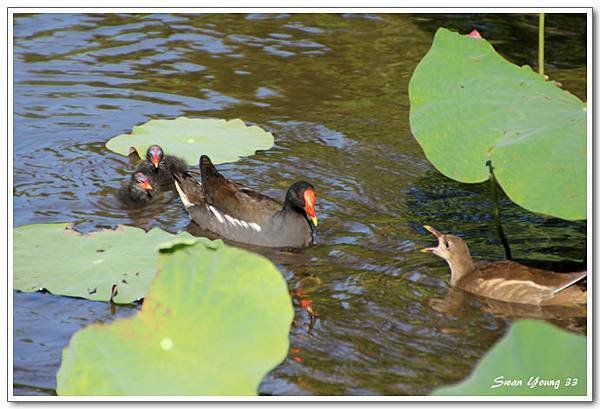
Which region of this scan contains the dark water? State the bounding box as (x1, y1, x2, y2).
(12, 13, 587, 396)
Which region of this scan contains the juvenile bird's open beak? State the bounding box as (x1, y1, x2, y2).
(421, 225, 443, 253)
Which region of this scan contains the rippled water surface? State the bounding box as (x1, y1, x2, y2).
(13, 13, 587, 396)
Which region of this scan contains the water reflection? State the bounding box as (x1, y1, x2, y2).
(430, 288, 586, 331)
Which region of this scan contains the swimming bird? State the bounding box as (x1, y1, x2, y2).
(173, 155, 318, 248)
(129, 145, 188, 187)
(421, 225, 586, 306)
(117, 171, 159, 206)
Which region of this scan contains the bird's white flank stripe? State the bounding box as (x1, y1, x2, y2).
(223, 213, 258, 230)
(208, 205, 225, 223)
(206, 206, 261, 231)
(175, 181, 193, 209)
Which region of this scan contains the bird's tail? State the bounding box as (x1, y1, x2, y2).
(172, 170, 201, 209)
(554, 271, 587, 294)
(127, 146, 142, 168)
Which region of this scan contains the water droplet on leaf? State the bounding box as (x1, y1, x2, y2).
(160, 337, 174, 351)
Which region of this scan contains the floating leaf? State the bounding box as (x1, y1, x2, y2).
(432, 320, 586, 396)
(106, 117, 275, 165)
(13, 223, 200, 303)
(409, 28, 586, 220)
(56, 240, 293, 395)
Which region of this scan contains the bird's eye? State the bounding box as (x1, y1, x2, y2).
(444, 240, 450, 248)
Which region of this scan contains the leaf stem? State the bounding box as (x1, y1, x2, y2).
(486, 161, 512, 260)
(539, 13, 545, 76)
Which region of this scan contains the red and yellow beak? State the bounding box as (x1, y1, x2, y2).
(150, 152, 160, 168)
(139, 180, 153, 191)
(304, 189, 318, 226)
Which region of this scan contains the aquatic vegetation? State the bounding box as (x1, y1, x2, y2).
(106, 117, 275, 165)
(13, 223, 198, 303)
(409, 28, 586, 221)
(57, 238, 293, 395)
(432, 319, 586, 396)
(412, 28, 587, 398)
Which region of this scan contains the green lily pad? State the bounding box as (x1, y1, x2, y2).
(13, 223, 201, 303)
(409, 28, 586, 220)
(56, 240, 293, 395)
(106, 117, 275, 165)
(432, 320, 586, 396)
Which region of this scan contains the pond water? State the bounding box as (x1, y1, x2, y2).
(12, 13, 587, 396)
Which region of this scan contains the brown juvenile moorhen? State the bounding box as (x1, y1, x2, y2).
(130, 145, 188, 187)
(421, 225, 586, 306)
(173, 155, 318, 248)
(117, 171, 159, 206)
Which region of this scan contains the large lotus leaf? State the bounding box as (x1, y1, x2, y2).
(432, 320, 586, 396)
(56, 239, 293, 395)
(13, 223, 200, 303)
(106, 117, 274, 165)
(409, 28, 586, 220)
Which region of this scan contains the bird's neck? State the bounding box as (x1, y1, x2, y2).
(277, 201, 311, 229)
(448, 257, 476, 286)
(282, 198, 302, 216)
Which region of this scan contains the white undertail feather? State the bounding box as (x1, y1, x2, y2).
(174, 180, 193, 209)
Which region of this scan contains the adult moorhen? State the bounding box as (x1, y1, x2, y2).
(421, 225, 586, 306)
(129, 145, 188, 187)
(117, 171, 159, 206)
(173, 155, 318, 248)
